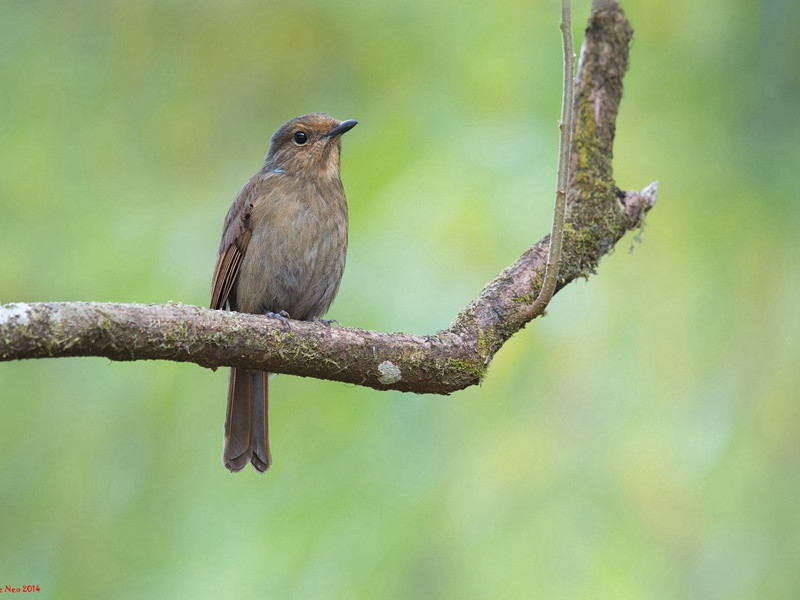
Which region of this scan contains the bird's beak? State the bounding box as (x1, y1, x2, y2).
(323, 120, 358, 138)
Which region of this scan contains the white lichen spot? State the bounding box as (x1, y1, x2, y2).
(0, 303, 32, 326)
(377, 360, 402, 385)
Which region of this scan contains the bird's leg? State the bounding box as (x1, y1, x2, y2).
(265, 310, 291, 326)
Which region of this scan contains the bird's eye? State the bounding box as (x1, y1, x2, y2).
(293, 131, 308, 145)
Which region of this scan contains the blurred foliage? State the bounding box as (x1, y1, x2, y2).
(0, 0, 796, 598)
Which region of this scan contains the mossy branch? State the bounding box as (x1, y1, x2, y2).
(0, 2, 656, 395)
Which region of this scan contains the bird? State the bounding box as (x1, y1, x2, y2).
(210, 113, 357, 473)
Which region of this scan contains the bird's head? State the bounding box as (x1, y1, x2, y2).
(265, 113, 357, 178)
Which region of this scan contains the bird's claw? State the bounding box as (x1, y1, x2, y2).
(265, 310, 291, 326)
(313, 316, 338, 327)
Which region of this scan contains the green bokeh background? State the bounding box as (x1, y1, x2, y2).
(1, 0, 795, 598)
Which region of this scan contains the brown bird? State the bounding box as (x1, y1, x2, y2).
(210, 113, 357, 473)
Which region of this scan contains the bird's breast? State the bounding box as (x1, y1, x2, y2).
(235, 176, 348, 319)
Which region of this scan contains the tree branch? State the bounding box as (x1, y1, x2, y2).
(0, 2, 656, 395)
(527, 0, 575, 319)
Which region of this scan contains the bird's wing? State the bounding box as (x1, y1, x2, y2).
(210, 177, 259, 311)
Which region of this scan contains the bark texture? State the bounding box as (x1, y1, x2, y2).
(0, 3, 656, 395)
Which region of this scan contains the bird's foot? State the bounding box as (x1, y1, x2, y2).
(313, 316, 338, 327)
(265, 310, 291, 326)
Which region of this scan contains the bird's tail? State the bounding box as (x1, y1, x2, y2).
(224, 368, 271, 473)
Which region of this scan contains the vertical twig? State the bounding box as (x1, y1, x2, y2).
(525, 0, 574, 319)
